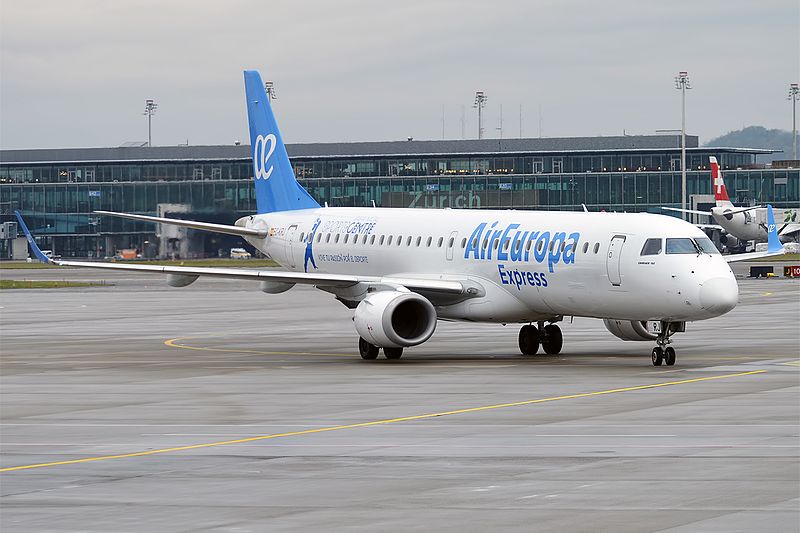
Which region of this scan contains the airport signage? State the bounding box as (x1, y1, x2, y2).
(88, 190, 101, 197)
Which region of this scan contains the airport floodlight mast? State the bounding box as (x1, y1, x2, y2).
(473, 91, 488, 139)
(264, 81, 277, 101)
(674, 71, 691, 220)
(789, 83, 799, 160)
(143, 99, 157, 147)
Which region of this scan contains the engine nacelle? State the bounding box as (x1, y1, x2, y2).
(603, 319, 657, 341)
(354, 291, 437, 348)
(719, 232, 740, 249)
(167, 274, 199, 287)
(260, 280, 294, 294)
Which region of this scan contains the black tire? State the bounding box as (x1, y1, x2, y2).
(664, 346, 676, 366)
(651, 347, 663, 366)
(542, 324, 563, 355)
(359, 337, 379, 360)
(518, 325, 540, 355)
(384, 347, 403, 359)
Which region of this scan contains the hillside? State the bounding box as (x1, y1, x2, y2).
(705, 126, 796, 164)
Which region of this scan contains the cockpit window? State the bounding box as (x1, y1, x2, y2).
(694, 237, 720, 255)
(666, 238, 698, 254)
(640, 238, 662, 255)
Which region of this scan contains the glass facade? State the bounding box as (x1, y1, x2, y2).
(1, 146, 797, 258)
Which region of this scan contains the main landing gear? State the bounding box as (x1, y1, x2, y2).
(651, 321, 682, 366)
(359, 337, 403, 360)
(519, 322, 562, 356)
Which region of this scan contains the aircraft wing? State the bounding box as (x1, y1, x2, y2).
(696, 223, 723, 230)
(779, 223, 800, 236)
(94, 210, 267, 238)
(14, 211, 469, 296)
(661, 207, 711, 217)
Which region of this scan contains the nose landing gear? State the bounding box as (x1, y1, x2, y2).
(651, 321, 681, 366)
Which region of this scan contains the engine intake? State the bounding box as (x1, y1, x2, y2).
(603, 319, 657, 341)
(354, 291, 437, 348)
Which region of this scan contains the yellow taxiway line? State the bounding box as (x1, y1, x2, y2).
(164, 336, 352, 357)
(0, 369, 766, 473)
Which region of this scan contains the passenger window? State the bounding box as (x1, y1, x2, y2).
(461, 238, 467, 248)
(370, 235, 376, 245)
(640, 238, 662, 255)
(593, 243, 600, 254)
(666, 238, 698, 254)
(537, 240, 545, 252)
(387, 236, 393, 246)
(343, 234, 349, 244)
(449, 237, 455, 248)
(317, 233, 322, 243)
(526, 240, 533, 251)
(300, 232, 305, 242)
(362, 234, 368, 244)
(335, 234, 340, 243)
(379, 235, 385, 245)
(582, 242, 589, 253)
(493, 240, 499, 250)
(415, 236, 422, 246)
(426, 236, 432, 247)
(406, 236, 412, 246)
(325, 233, 331, 243)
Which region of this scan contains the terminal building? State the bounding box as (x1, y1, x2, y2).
(1, 134, 797, 258)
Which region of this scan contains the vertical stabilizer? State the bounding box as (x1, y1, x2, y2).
(766, 205, 783, 253)
(709, 157, 733, 207)
(243, 70, 320, 214)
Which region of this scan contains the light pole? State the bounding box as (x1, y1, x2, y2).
(675, 71, 691, 219)
(789, 83, 799, 160)
(143, 99, 158, 147)
(473, 91, 487, 140)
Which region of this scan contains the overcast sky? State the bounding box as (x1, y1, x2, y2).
(1, 0, 798, 150)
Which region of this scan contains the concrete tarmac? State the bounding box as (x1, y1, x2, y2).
(1, 268, 798, 532)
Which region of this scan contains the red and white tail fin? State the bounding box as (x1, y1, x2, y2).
(709, 157, 732, 207)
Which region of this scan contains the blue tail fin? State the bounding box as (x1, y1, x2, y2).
(243, 70, 320, 214)
(766, 205, 783, 253)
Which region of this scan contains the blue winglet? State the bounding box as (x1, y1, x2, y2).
(13, 211, 52, 264)
(766, 205, 783, 254)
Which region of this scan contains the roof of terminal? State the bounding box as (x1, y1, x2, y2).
(0, 135, 775, 165)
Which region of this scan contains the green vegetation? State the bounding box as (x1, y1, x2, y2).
(0, 261, 59, 269)
(705, 126, 794, 164)
(0, 258, 278, 269)
(750, 253, 800, 262)
(0, 280, 108, 289)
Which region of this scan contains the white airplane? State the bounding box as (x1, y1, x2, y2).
(663, 156, 800, 249)
(15, 71, 787, 367)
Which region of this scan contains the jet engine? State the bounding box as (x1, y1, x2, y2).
(602, 319, 657, 341)
(719, 232, 740, 249)
(354, 291, 437, 348)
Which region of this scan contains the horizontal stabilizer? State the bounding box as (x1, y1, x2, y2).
(94, 211, 266, 237)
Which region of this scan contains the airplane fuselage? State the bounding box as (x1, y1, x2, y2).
(242, 208, 739, 324)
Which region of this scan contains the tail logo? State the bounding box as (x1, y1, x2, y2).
(254, 133, 277, 180)
(714, 172, 725, 195)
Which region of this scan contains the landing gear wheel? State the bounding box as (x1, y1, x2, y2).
(359, 337, 379, 360)
(541, 324, 563, 355)
(651, 347, 663, 366)
(664, 346, 676, 366)
(518, 325, 540, 355)
(384, 347, 403, 359)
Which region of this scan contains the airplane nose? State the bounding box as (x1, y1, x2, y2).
(699, 276, 739, 315)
